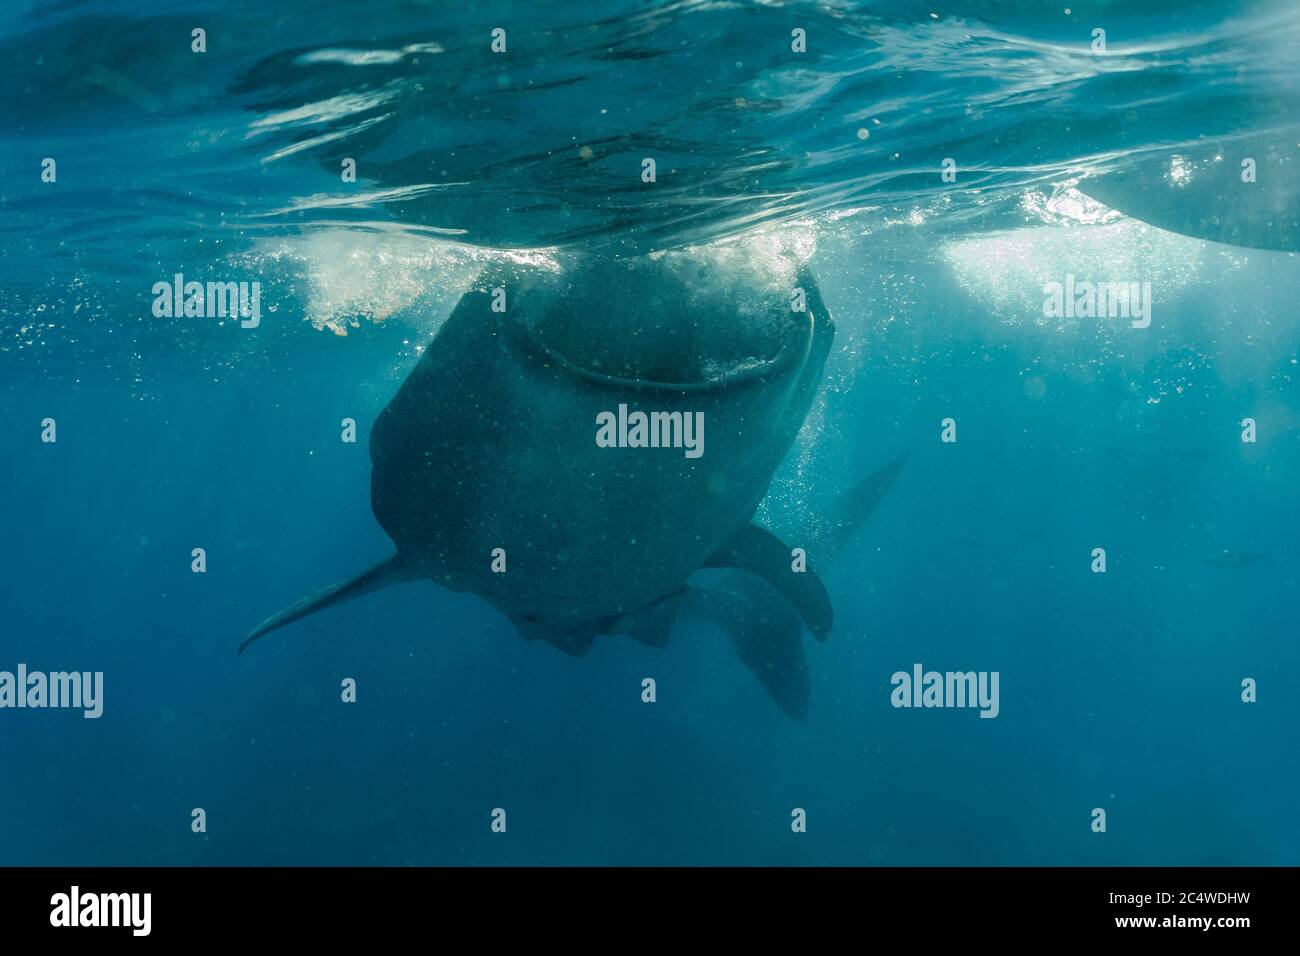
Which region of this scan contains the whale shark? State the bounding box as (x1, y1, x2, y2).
(241, 243, 863, 712)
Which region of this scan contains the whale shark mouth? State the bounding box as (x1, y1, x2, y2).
(505, 243, 814, 389)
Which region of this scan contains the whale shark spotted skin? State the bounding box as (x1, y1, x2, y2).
(241, 245, 853, 712)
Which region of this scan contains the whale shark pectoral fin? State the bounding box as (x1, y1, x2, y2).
(703, 524, 833, 641)
(239, 553, 418, 655)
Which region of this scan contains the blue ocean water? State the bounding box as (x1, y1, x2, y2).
(1, 0, 1298, 865)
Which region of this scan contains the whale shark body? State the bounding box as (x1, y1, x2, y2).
(241, 244, 896, 716)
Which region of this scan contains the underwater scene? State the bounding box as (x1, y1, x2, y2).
(1, 0, 1298, 867)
